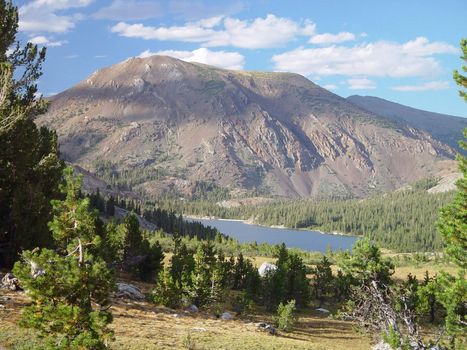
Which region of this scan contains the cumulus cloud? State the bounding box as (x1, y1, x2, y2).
(391, 80, 450, 91)
(272, 37, 458, 78)
(138, 48, 245, 70)
(19, 0, 94, 33)
(112, 14, 315, 49)
(347, 78, 376, 90)
(93, 0, 163, 20)
(28, 35, 67, 47)
(111, 20, 215, 43)
(309, 32, 355, 44)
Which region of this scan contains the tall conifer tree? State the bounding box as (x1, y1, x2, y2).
(0, 0, 64, 266)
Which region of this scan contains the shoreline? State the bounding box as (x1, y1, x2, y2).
(184, 215, 358, 237)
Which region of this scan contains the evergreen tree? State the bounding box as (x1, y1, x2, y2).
(339, 239, 394, 288)
(275, 300, 297, 332)
(121, 214, 143, 260)
(415, 271, 439, 324)
(152, 269, 183, 309)
(13, 168, 114, 349)
(437, 128, 467, 268)
(188, 241, 217, 307)
(428, 48, 467, 347)
(106, 196, 116, 217)
(0, 0, 64, 267)
(137, 239, 164, 282)
(169, 236, 195, 288)
(285, 252, 309, 307)
(453, 38, 467, 101)
(312, 255, 334, 306)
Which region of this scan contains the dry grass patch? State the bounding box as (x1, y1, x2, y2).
(0, 288, 371, 350)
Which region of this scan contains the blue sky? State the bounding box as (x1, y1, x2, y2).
(16, 0, 467, 117)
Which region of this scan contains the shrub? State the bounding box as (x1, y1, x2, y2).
(275, 300, 296, 332)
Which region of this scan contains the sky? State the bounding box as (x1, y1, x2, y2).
(15, 0, 467, 117)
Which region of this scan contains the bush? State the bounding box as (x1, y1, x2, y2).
(152, 269, 183, 309)
(232, 291, 254, 315)
(275, 300, 296, 332)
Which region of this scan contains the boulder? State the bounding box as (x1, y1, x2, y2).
(256, 322, 277, 335)
(114, 282, 145, 300)
(192, 327, 206, 332)
(315, 307, 330, 314)
(258, 262, 277, 277)
(221, 312, 233, 320)
(1, 273, 21, 291)
(372, 342, 392, 350)
(186, 304, 199, 313)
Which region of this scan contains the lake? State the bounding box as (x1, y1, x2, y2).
(189, 218, 358, 252)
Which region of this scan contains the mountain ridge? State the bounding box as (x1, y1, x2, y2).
(38, 55, 455, 198)
(347, 95, 467, 153)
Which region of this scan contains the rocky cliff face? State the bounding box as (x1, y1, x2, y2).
(37, 55, 455, 198)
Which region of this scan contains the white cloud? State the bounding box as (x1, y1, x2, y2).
(347, 78, 376, 90)
(323, 84, 338, 90)
(28, 35, 67, 47)
(19, 0, 94, 33)
(197, 16, 224, 28)
(309, 32, 355, 44)
(272, 37, 458, 78)
(139, 48, 245, 70)
(112, 14, 313, 49)
(111, 20, 215, 43)
(94, 55, 107, 58)
(93, 0, 163, 20)
(391, 80, 450, 91)
(209, 15, 302, 48)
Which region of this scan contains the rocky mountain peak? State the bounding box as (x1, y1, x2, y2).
(38, 56, 455, 198)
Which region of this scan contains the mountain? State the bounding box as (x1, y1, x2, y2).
(347, 95, 467, 153)
(37, 55, 455, 198)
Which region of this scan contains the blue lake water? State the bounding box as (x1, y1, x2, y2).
(190, 218, 358, 252)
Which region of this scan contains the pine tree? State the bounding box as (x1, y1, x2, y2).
(121, 214, 143, 261)
(453, 38, 467, 101)
(0, 0, 64, 267)
(429, 43, 467, 348)
(188, 241, 217, 307)
(437, 128, 467, 269)
(13, 168, 114, 349)
(339, 239, 394, 288)
(312, 255, 333, 306)
(285, 252, 309, 307)
(169, 236, 194, 288)
(152, 269, 183, 309)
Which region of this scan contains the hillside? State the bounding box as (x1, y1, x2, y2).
(37, 55, 455, 198)
(347, 95, 467, 153)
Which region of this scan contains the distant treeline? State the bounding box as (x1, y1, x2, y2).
(87, 189, 222, 241)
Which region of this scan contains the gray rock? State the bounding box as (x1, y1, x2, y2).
(371, 341, 392, 350)
(258, 262, 277, 277)
(1, 273, 21, 291)
(221, 311, 233, 320)
(187, 304, 199, 313)
(256, 322, 277, 335)
(192, 327, 206, 332)
(114, 282, 145, 300)
(315, 307, 330, 313)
